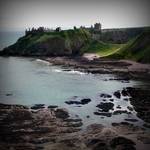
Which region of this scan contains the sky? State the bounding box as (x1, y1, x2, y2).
(0, 0, 150, 31)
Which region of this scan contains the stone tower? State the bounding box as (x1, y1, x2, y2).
(94, 23, 101, 32)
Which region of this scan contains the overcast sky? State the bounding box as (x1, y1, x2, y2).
(0, 0, 150, 31)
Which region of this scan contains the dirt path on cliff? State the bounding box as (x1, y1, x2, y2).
(82, 53, 100, 61)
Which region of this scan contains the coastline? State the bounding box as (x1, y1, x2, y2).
(0, 56, 150, 149)
(43, 56, 150, 80)
(0, 97, 150, 150)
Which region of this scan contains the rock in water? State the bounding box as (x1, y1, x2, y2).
(54, 108, 69, 119)
(31, 104, 45, 109)
(94, 112, 112, 117)
(96, 102, 114, 112)
(48, 105, 58, 109)
(80, 98, 91, 104)
(114, 91, 121, 99)
(65, 98, 91, 105)
(100, 93, 112, 98)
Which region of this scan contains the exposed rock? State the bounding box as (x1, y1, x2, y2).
(123, 98, 129, 101)
(86, 124, 104, 133)
(59, 138, 79, 147)
(113, 110, 131, 115)
(30, 137, 50, 144)
(80, 98, 91, 105)
(121, 89, 129, 97)
(64, 118, 82, 122)
(31, 104, 45, 110)
(127, 106, 133, 111)
(65, 98, 91, 105)
(137, 136, 150, 144)
(0, 103, 82, 150)
(1, 102, 150, 150)
(100, 93, 112, 98)
(0, 103, 28, 109)
(3, 109, 32, 122)
(110, 136, 135, 148)
(48, 105, 58, 109)
(6, 93, 13, 96)
(96, 102, 114, 112)
(112, 122, 134, 127)
(109, 99, 114, 102)
(54, 108, 69, 119)
(115, 144, 136, 150)
(143, 123, 150, 128)
(125, 87, 150, 123)
(114, 91, 121, 99)
(102, 99, 106, 102)
(68, 122, 83, 127)
(112, 122, 131, 127)
(116, 105, 121, 109)
(92, 141, 108, 150)
(94, 112, 112, 117)
(86, 138, 102, 146)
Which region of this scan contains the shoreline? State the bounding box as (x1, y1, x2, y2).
(0, 99, 150, 150)
(1, 55, 150, 79)
(0, 56, 150, 149)
(43, 56, 150, 80)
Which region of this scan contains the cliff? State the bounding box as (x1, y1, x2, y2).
(108, 30, 150, 63)
(0, 29, 91, 56)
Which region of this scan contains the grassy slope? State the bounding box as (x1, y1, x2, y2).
(108, 30, 150, 63)
(3, 29, 91, 55)
(82, 40, 123, 57)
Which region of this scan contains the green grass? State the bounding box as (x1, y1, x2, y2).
(82, 40, 123, 57)
(3, 28, 91, 56)
(108, 30, 150, 63)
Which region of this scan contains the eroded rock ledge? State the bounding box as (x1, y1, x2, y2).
(0, 103, 150, 150)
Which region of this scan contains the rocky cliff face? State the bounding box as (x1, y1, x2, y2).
(0, 29, 91, 56)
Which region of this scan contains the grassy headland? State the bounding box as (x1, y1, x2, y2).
(108, 30, 150, 63)
(82, 40, 124, 57)
(1, 29, 91, 56)
(0, 27, 150, 63)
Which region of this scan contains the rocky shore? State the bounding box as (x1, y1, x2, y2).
(0, 86, 150, 150)
(0, 57, 150, 150)
(44, 56, 150, 79)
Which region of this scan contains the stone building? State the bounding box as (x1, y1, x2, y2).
(94, 23, 101, 32)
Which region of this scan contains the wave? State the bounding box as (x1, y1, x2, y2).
(66, 70, 86, 75)
(53, 69, 86, 75)
(36, 59, 51, 65)
(53, 69, 63, 73)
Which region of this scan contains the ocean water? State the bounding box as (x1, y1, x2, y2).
(0, 31, 24, 50)
(0, 57, 149, 127)
(0, 31, 149, 127)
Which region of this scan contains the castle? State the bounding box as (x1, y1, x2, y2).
(80, 22, 102, 33)
(93, 23, 101, 32)
(25, 27, 56, 35)
(25, 23, 101, 35)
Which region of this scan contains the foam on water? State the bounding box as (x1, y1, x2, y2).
(36, 59, 51, 65)
(0, 57, 149, 128)
(53, 68, 86, 75)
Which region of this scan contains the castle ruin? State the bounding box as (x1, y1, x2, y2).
(25, 23, 101, 37)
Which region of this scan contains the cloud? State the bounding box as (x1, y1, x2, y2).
(0, 0, 150, 31)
